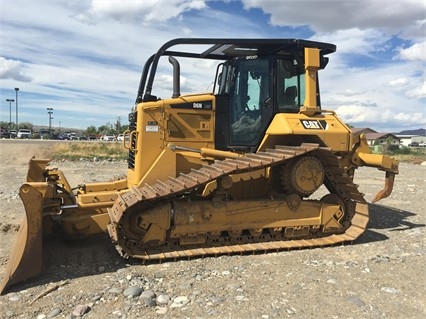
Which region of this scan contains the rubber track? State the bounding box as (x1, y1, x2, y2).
(107, 143, 369, 260)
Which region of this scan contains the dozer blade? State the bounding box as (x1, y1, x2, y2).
(0, 184, 44, 295)
(27, 158, 50, 182)
(372, 171, 396, 203)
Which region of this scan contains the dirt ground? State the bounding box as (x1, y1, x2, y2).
(0, 140, 425, 319)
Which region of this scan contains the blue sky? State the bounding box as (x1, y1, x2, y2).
(1, 0, 425, 132)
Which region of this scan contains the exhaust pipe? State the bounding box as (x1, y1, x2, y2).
(168, 56, 180, 98)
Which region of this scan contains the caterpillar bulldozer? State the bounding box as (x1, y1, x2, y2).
(0, 38, 399, 294)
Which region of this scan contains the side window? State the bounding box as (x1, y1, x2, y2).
(216, 63, 235, 95)
(246, 72, 261, 111)
(277, 59, 305, 112)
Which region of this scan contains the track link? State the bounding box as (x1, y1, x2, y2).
(107, 143, 368, 260)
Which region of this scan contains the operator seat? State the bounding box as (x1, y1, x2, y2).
(283, 86, 298, 106)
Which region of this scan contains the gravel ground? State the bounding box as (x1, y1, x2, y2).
(0, 140, 425, 319)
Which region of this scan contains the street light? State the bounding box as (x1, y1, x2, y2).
(15, 88, 19, 130)
(47, 108, 53, 138)
(6, 99, 15, 130)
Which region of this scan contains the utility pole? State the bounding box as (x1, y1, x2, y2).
(6, 99, 15, 130)
(14, 88, 19, 129)
(47, 108, 53, 138)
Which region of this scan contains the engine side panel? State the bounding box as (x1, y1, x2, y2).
(128, 94, 216, 187)
(260, 112, 351, 152)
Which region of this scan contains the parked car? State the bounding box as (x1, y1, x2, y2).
(408, 142, 419, 147)
(117, 133, 130, 142)
(419, 143, 426, 147)
(102, 134, 116, 141)
(17, 129, 32, 139)
(9, 130, 17, 138)
(57, 133, 70, 140)
(37, 129, 51, 139)
(0, 129, 11, 138)
(68, 133, 78, 140)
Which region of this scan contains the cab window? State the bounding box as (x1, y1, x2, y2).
(277, 59, 305, 112)
(229, 58, 271, 146)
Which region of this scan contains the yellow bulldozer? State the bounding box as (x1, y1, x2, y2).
(0, 38, 399, 294)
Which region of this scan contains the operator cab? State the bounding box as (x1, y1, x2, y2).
(134, 38, 335, 153)
(215, 55, 310, 151)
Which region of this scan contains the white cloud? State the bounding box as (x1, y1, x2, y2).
(319, 56, 425, 131)
(338, 89, 366, 97)
(335, 104, 391, 123)
(316, 28, 387, 55)
(406, 82, 426, 99)
(397, 42, 426, 61)
(334, 104, 426, 130)
(241, 0, 425, 33)
(0, 57, 32, 82)
(388, 78, 410, 87)
(87, 0, 206, 23)
(395, 112, 424, 122)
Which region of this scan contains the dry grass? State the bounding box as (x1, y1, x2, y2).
(394, 154, 426, 164)
(51, 141, 127, 160)
(392, 148, 426, 164)
(49, 141, 426, 163)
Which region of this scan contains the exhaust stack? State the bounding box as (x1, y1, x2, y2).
(168, 56, 180, 98)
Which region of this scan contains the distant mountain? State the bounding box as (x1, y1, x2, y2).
(395, 128, 425, 136)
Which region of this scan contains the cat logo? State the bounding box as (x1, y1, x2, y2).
(301, 120, 326, 130)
